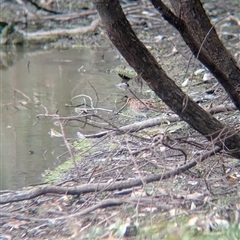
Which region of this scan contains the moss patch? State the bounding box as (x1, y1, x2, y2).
(43, 139, 92, 183)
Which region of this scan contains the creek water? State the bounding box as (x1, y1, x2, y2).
(1, 48, 123, 190)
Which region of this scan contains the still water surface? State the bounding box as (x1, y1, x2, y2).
(1, 48, 123, 190)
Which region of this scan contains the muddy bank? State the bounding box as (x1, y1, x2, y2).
(0, 0, 240, 239)
(1, 0, 239, 70)
(1, 0, 239, 49)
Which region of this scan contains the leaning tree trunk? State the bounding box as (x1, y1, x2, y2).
(150, 0, 240, 110)
(93, 0, 240, 159)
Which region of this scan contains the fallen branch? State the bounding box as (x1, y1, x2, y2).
(17, 18, 101, 42)
(29, 10, 98, 21)
(85, 115, 178, 138)
(34, 103, 236, 139)
(0, 197, 172, 224)
(207, 104, 237, 115)
(26, 0, 62, 14)
(85, 104, 236, 138)
(0, 146, 221, 204)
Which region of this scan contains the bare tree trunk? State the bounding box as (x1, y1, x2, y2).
(93, 0, 240, 159)
(150, 0, 240, 110)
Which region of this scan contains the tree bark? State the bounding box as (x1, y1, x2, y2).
(150, 0, 240, 110)
(93, 0, 240, 159)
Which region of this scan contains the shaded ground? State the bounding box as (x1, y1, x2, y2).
(1, 0, 240, 239)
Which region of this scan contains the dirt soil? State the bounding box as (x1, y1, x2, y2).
(1, 0, 240, 239)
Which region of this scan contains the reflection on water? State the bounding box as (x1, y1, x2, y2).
(1, 48, 123, 190)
